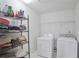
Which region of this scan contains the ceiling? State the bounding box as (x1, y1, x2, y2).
(22, 0, 78, 14)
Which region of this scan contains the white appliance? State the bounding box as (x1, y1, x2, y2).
(57, 37, 78, 58)
(37, 34, 54, 58)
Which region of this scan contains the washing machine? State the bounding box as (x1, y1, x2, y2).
(57, 37, 78, 58)
(37, 34, 54, 58)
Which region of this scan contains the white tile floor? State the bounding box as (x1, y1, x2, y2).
(30, 50, 57, 58)
(30, 51, 43, 58)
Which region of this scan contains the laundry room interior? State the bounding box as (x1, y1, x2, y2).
(0, 0, 79, 58)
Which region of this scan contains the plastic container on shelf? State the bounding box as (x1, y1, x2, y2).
(8, 6, 12, 16)
(2, 4, 8, 16)
(11, 10, 14, 17)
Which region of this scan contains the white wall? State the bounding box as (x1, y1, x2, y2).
(75, 0, 79, 41)
(0, 0, 41, 54)
(41, 10, 76, 38)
